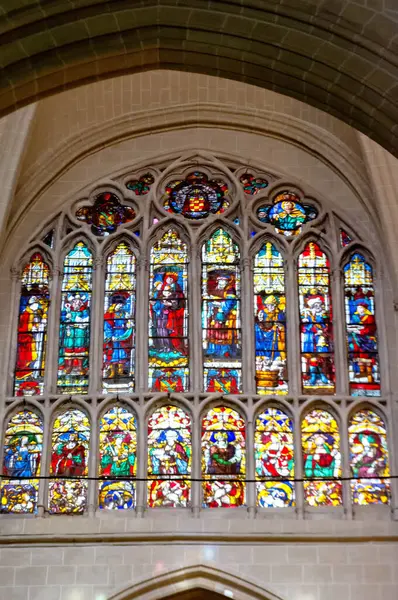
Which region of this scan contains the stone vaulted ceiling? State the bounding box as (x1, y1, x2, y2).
(0, 1, 397, 156)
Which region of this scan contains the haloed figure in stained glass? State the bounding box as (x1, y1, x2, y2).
(255, 409, 294, 507)
(151, 271, 186, 354)
(302, 409, 342, 506)
(58, 242, 93, 393)
(147, 406, 191, 507)
(104, 293, 134, 378)
(148, 230, 189, 392)
(206, 272, 238, 358)
(14, 254, 50, 396)
(202, 229, 242, 392)
(344, 254, 380, 396)
(1, 410, 43, 514)
(202, 407, 246, 508)
(349, 410, 389, 505)
(298, 242, 335, 393)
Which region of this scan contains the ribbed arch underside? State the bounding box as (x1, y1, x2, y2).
(0, 1, 397, 157)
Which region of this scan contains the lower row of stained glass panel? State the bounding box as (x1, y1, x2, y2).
(0, 406, 390, 513)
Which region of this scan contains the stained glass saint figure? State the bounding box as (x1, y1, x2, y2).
(147, 405, 191, 507)
(99, 406, 137, 510)
(1, 410, 43, 513)
(202, 407, 246, 508)
(349, 409, 389, 505)
(103, 243, 136, 393)
(344, 253, 380, 396)
(302, 409, 342, 506)
(14, 254, 50, 396)
(254, 242, 288, 394)
(255, 408, 294, 507)
(57, 242, 93, 394)
(49, 408, 90, 514)
(298, 242, 335, 394)
(257, 191, 317, 236)
(148, 230, 189, 391)
(202, 229, 241, 393)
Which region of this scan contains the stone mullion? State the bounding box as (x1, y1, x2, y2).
(241, 257, 254, 394)
(46, 266, 63, 395)
(38, 407, 51, 516)
(292, 409, 305, 518)
(339, 409, 353, 519)
(245, 417, 255, 515)
(191, 248, 202, 394)
(87, 406, 98, 516)
(135, 404, 147, 517)
(136, 257, 150, 393)
(135, 256, 150, 516)
(191, 409, 201, 516)
(88, 257, 103, 397)
(288, 253, 304, 517)
(286, 254, 300, 398)
(332, 267, 348, 396)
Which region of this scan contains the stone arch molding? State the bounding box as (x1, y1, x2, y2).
(109, 565, 284, 600)
(1, 2, 398, 156)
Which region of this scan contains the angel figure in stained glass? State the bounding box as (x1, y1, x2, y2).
(207, 480, 244, 507)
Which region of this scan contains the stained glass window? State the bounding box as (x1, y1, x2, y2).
(14, 253, 50, 396)
(57, 242, 93, 394)
(126, 173, 154, 195)
(254, 242, 287, 394)
(344, 253, 380, 396)
(257, 191, 318, 236)
(202, 229, 241, 393)
(255, 408, 294, 507)
(49, 408, 90, 514)
(302, 408, 342, 506)
(163, 172, 229, 219)
(1, 409, 43, 513)
(103, 243, 136, 393)
(76, 192, 135, 236)
(201, 407, 245, 508)
(99, 406, 137, 510)
(298, 242, 335, 394)
(239, 173, 268, 195)
(340, 229, 352, 248)
(349, 409, 389, 505)
(147, 405, 191, 507)
(148, 230, 189, 392)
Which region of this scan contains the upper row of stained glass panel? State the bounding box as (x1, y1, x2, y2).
(13, 229, 380, 398)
